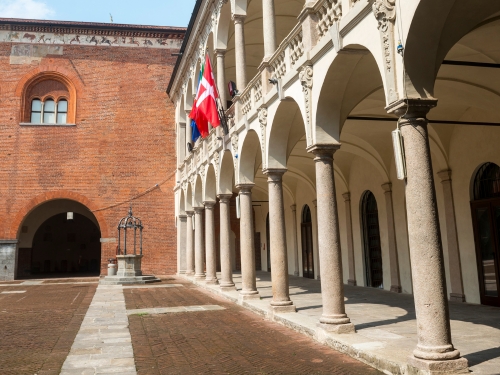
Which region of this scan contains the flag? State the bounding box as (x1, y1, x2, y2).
(189, 54, 220, 138)
(191, 119, 201, 142)
(190, 68, 204, 143)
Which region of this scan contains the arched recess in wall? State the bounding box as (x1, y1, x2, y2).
(18, 71, 78, 124)
(470, 162, 500, 307)
(360, 190, 383, 289)
(300, 204, 314, 280)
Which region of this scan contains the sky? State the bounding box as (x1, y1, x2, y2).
(0, 0, 197, 27)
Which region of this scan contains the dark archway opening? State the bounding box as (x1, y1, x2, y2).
(18, 212, 101, 279)
(361, 191, 383, 289)
(471, 162, 500, 307)
(301, 205, 314, 279)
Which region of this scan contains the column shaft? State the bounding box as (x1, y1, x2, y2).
(266, 170, 295, 312)
(381, 183, 402, 293)
(262, 0, 277, 58)
(204, 202, 218, 284)
(218, 194, 236, 290)
(237, 184, 260, 299)
(307, 145, 354, 333)
(233, 15, 247, 90)
(185, 212, 195, 275)
(391, 99, 467, 371)
(290, 204, 300, 276)
(342, 193, 356, 286)
(177, 215, 187, 274)
(437, 170, 465, 302)
(216, 50, 227, 109)
(194, 207, 205, 280)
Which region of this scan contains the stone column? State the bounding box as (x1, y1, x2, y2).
(236, 183, 260, 300)
(290, 204, 300, 276)
(204, 201, 218, 285)
(218, 194, 236, 291)
(233, 14, 247, 90)
(342, 193, 356, 286)
(381, 183, 402, 293)
(265, 169, 296, 313)
(312, 198, 320, 280)
(194, 207, 205, 280)
(437, 170, 465, 302)
(388, 99, 467, 372)
(215, 49, 227, 109)
(185, 211, 195, 275)
(307, 144, 354, 333)
(262, 0, 277, 59)
(177, 214, 187, 274)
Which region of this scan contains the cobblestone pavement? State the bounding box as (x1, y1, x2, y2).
(0, 282, 97, 375)
(124, 279, 382, 375)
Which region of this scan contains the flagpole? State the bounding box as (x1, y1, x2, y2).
(207, 52, 229, 135)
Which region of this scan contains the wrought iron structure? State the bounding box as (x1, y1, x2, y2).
(117, 206, 143, 255)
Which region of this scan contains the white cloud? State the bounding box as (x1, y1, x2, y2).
(0, 0, 55, 20)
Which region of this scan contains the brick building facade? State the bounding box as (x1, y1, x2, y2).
(0, 18, 185, 279)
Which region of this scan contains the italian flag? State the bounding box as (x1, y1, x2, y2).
(189, 54, 220, 138)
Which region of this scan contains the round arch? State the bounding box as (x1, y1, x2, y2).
(238, 129, 262, 184)
(219, 150, 235, 194)
(204, 164, 217, 202)
(194, 174, 204, 207)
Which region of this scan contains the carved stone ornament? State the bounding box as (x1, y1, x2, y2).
(299, 65, 313, 143)
(373, 0, 398, 103)
(258, 107, 268, 169)
(213, 151, 220, 187)
(231, 132, 239, 177)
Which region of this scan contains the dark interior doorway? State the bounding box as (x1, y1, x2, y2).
(471, 162, 500, 307)
(18, 212, 101, 278)
(301, 205, 314, 279)
(361, 191, 383, 288)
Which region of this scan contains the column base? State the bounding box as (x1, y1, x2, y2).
(408, 355, 468, 374)
(450, 293, 466, 302)
(185, 271, 195, 276)
(220, 285, 237, 292)
(205, 278, 219, 285)
(194, 274, 206, 280)
(317, 322, 355, 334)
(269, 304, 296, 314)
(238, 291, 261, 303)
(347, 279, 357, 286)
(390, 285, 402, 293)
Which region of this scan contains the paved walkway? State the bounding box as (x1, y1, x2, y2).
(185, 271, 500, 375)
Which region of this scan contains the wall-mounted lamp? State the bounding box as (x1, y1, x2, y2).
(268, 78, 278, 85)
(67, 212, 74, 221)
(397, 40, 404, 55)
(391, 128, 406, 180)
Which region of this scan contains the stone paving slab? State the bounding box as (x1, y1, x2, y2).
(61, 285, 137, 375)
(185, 272, 500, 375)
(122, 283, 184, 289)
(126, 304, 225, 315)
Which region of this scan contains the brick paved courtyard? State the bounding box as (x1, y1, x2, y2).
(124, 279, 382, 375)
(0, 281, 97, 375)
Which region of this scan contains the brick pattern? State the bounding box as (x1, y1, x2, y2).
(0, 39, 180, 276)
(125, 279, 382, 375)
(0, 283, 96, 374)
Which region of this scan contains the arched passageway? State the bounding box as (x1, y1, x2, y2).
(361, 191, 383, 289)
(16, 199, 102, 279)
(300, 205, 314, 279)
(471, 162, 500, 306)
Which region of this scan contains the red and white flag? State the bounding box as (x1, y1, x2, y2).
(189, 54, 220, 138)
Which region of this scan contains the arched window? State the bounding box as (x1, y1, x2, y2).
(21, 74, 76, 125)
(471, 162, 500, 306)
(301, 205, 314, 279)
(473, 162, 500, 200)
(361, 191, 383, 288)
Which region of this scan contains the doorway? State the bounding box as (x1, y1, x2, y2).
(361, 191, 383, 288)
(471, 162, 500, 306)
(301, 205, 314, 279)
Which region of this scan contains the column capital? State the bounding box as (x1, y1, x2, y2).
(306, 143, 341, 159)
(381, 182, 393, 193)
(437, 169, 452, 182)
(217, 194, 233, 202)
(214, 48, 227, 57)
(178, 214, 187, 220)
(193, 206, 204, 214)
(290, 204, 297, 212)
(232, 13, 246, 23)
(185, 210, 194, 217)
(203, 201, 216, 209)
(385, 98, 438, 119)
(236, 183, 254, 194)
(342, 192, 351, 202)
(263, 168, 286, 182)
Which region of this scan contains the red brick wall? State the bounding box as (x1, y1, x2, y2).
(0, 42, 180, 276)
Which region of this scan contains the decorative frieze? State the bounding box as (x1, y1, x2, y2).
(258, 107, 268, 170)
(299, 65, 313, 144)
